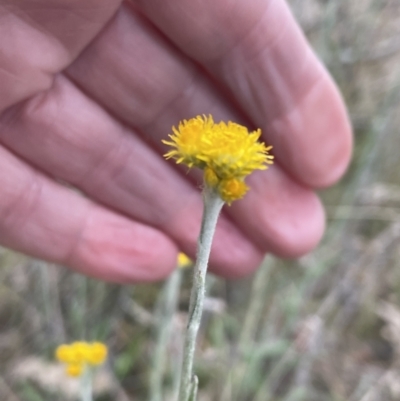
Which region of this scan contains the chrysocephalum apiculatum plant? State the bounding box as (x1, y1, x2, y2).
(163, 115, 273, 401)
(149, 252, 192, 401)
(55, 341, 108, 401)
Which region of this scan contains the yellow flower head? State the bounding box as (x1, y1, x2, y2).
(163, 115, 214, 169)
(219, 178, 249, 205)
(86, 342, 108, 365)
(163, 115, 273, 203)
(66, 363, 84, 377)
(55, 341, 108, 377)
(177, 252, 192, 268)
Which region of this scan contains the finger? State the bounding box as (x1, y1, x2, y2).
(0, 75, 264, 277)
(66, 3, 325, 258)
(0, 0, 120, 111)
(131, 0, 352, 188)
(66, 3, 240, 132)
(0, 143, 178, 283)
(228, 166, 325, 258)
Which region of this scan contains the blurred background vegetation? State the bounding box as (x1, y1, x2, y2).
(2, 0, 400, 400)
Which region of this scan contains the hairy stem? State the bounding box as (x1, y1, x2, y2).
(80, 368, 93, 401)
(178, 188, 224, 401)
(149, 268, 183, 401)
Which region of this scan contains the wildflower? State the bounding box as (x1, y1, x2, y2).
(66, 363, 84, 377)
(163, 116, 275, 401)
(86, 342, 108, 365)
(177, 252, 192, 268)
(55, 341, 108, 377)
(163, 115, 273, 204)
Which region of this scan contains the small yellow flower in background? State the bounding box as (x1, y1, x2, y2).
(86, 342, 108, 365)
(55, 341, 108, 377)
(163, 115, 273, 204)
(177, 252, 192, 268)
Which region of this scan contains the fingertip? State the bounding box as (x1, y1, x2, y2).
(264, 194, 326, 258)
(68, 207, 179, 283)
(227, 166, 326, 259)
(270, 72, 353, 189)
(209, 249, 264, 279)
(298, 77, 353, 189)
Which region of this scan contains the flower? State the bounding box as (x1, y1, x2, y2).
(163, 115, 214, 169)
(66, 363, 84, 377)
(218, 178, 249, 204)
(177, 252, 192, 268)
(163, 115, 273, 204)
(86, 342, 108, 365)
(55, 341, 108, 377)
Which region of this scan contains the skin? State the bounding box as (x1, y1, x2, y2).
(0, 0, 352, 283)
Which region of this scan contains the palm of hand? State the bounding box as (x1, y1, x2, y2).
(0, 0, 352, 282)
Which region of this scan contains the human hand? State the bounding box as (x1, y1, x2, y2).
(0, 0, 352, 282)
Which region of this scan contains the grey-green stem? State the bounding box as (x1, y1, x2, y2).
(149, 268, 183, 401)
(178, 188, 224, 401)
(80, 367, 93, 401)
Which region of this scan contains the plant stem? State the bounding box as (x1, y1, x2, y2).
(178, 188, 224, 401)
(80, 368, 93, 401)
(149, 268, 183, 401)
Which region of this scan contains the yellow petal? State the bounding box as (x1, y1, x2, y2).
(177, 252, 192, 268)
(66, 363, 84, 377)
(86, 342, 108, 365)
